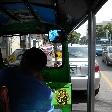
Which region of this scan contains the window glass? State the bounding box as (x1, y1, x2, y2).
(41, 43, 62, 67)
(68, 47, 88, 58)
(109, 47, 112, 53)
(96, 46, 102, 49)
(3, 34, 62, 67)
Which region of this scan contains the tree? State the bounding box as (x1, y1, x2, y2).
(80, 36, 87, 44)
(104, 23, 112, 36)
(96, 23, 112, 39)
(96, 25, 105, 40)
(68, 31, 81, 43)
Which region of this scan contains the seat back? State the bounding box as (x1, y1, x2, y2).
(0, 86, 9, 112)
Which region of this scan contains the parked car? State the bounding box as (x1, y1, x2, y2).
(54, 44, 101, 95)
(68, 44, 101, 95)
(96, 45, 103, 56)
(102, 45, 107, 51)
(102, 46, 112, 65)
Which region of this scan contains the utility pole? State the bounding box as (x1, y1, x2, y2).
(110, 34, 111, 46)
(106, 29, 109, 39)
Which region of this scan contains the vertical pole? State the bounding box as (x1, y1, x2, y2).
(24, 35, 26, 49)
(110, 34, 111, 46)
(87, 12, 96, 112)
(6, 37, 9, 57)
(106, 30, 108, 39)
(28, 34, 31, 48)
(53, 43, 58, 67)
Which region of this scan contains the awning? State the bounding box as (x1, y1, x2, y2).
(0, 0, 108, 34)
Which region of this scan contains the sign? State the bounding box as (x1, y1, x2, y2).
(56, 51, 62, 59)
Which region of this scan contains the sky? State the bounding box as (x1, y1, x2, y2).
(76, 0, 112, 37)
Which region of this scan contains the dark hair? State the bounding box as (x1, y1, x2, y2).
(20, 47, 47, 71)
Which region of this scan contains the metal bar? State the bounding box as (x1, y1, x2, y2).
(22, 0, 40, 21)
(51, 0, 59, 24)
(72, 15, 88, 31)
(53, 43, 58, 67)
(0, 6, 20, 21)
(30, 3, 54, 9)
(87, 12, 96, 112)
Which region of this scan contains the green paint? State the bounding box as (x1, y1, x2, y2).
(43, 40, 70, 83)
(50, 83, 71, 112)
(43, 40, 72, 111)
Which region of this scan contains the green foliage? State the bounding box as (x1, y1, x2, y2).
(96, 23, 112, 39)
(104, 23, 112, 35)
(68, 31, 81, 43)
(96, 25, 105, 39)
(80, 36, 88, 44)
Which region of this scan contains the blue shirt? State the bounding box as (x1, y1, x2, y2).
(0, 67, 54, 112)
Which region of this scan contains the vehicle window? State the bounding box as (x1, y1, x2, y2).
(43, 43, 62, 67)
(96, 46, 102, 49)
(102, 46, 107, 51)
(68, 47, 88, 58)
(109, 47, 112, 53)
(5, 34, 62, 67)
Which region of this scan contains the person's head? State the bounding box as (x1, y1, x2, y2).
(20, 47, 47, 73)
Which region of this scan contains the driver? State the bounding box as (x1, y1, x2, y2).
(0, 47, 54, 112)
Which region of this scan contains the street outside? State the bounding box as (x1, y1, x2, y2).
(72, 56, 112, 112)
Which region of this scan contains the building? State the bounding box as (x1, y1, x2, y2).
(96, 20, 112, 26)
(0, 34, 44, 58)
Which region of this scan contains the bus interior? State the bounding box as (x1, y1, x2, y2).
(0, 0, 108, 112)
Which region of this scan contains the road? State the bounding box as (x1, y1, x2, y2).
(72, 56, 112, 112)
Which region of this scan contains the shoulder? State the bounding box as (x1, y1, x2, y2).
(37, 80, 52, 96)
